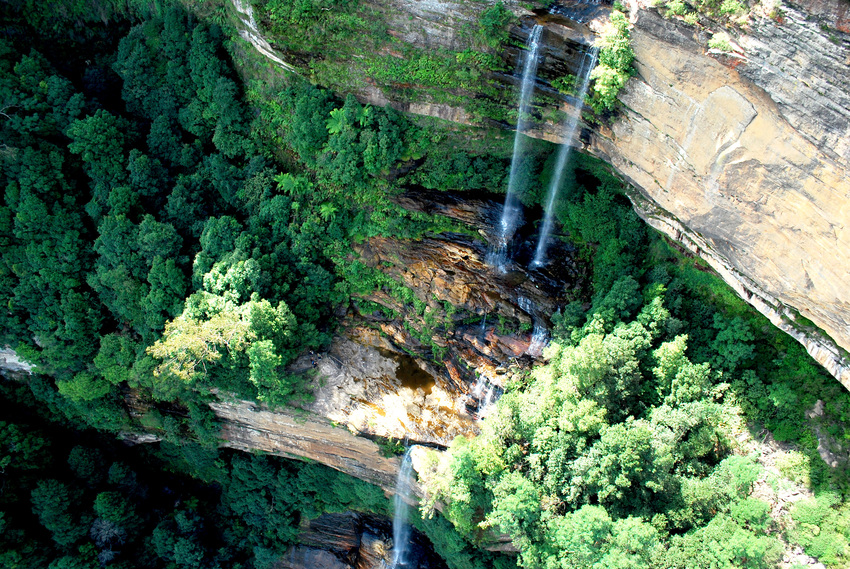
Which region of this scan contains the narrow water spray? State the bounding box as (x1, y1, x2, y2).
(472, 375, 486, 398)
(390, 448, 414, 569)
(488, 25, 544, 270)
(478, 315, 487, 338)
(231, 0, 296, 71)
(518, 296, 550, 357)
(527, 323, 550, 357)
(532, 47, 599, 268)
(478, 385, 495, 417)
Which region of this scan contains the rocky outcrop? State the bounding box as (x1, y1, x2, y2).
(294, 335, 478, 446)
(280, 188, 581, 447)
(587, 5, 850, 388)
(276, 512, 448, 569)
(347, 189, 583, 376)
(211, 398, 401, 491)
(0, 347, 33, 376)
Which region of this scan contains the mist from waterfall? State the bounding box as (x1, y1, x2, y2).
(390, 448, 414, 569)
(532, 46, 599, 268)
(488, 24, 544, 270)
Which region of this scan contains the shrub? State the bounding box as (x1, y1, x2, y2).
(708, 31, 733, 52)
(666, 0, 688, 16)
(589, 10, 635, 112)
(720, 0, 746, 16)
(478, 2, 514, 48)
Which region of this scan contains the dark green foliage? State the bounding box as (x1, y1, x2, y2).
(478, 2, 514, 48)
(2, 3, 848, 569)
(31, 479, 90, 548)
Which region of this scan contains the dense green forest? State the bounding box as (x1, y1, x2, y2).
(0, 0, 848, 568)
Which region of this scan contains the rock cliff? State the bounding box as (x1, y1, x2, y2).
(587, 3, 850, 388)
(276, 512, 448, 569)
(227, 0, 850, 389)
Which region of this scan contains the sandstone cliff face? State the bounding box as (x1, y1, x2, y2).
(211, 398, 401, 491)
(587, 4, 850, 388)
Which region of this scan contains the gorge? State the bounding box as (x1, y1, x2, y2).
(1, 0, 849, 568)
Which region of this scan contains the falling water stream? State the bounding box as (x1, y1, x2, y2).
(532, 47, 599, 267)
(231, 0, 296, 72)
(390, 448, 414, 569)
(488, 25, 544, 270)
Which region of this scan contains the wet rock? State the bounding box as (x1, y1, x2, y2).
(296, 334, 477, 446)
(277, 547, 349, 569)
(354, 532, 390, 569)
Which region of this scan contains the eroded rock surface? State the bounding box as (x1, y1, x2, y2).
(296, 335, 478, 446)
(588, 7, 850, 388)
(223, 0, 850, 388)
(277, 512, 448, 569)
(0, 347, 33, 376)
(211, 398, 401, 491)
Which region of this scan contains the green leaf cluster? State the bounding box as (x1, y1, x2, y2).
(589, 10, 635, 113)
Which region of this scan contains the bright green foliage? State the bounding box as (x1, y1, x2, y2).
(590, 10, 635, 112)
(708, 31, 734, 52)
(788, 494, 850, 567)
(421, 293, 793, 567)
(654, 0, 748, 20)
(57, 372, 111, 402)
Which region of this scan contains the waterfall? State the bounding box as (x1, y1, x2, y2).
(527, 323, 550, 358)
(390, 448, 414, 569)
(472, 375, 486, 398)
(531, 47, 599, 268)
(478, 385, 495, 417)
(478, 315, 487, 338)
(488, 25, 544, 271)
(230, 0, 296, 72)
(518, 296, 550, 357)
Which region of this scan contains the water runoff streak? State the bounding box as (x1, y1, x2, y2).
(531, 46, 599, 268)
(488, 24, 544, 270)
(389, 448, 414, 569)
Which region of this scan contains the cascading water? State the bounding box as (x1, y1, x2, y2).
(479, 315, 487, 338)
(478, 385, 495, 417)
(230, 0, 296, 72)
(531, 47, 599, 268)
(527, 323, 550, 357)
(472, 375, 486, 398)
(488, 25, 544, 271)
(518, 296, 550, 357)
(389, 448, 414, 569)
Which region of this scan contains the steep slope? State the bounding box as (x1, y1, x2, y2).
(229, 0, 850, 388)
(588, 4, 850, 388)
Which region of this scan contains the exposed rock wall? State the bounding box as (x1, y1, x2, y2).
(277, 512, 448, 569)
(211, 398, 401, 491)
(225, 0, 850, 388)
(587, 7, 850, 388)
(0, 347, 33, 376)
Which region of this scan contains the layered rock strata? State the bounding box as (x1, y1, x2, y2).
(277, 512, 448, 569)
(211, 398, 401, 491)
(587, 6, 850, 388)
